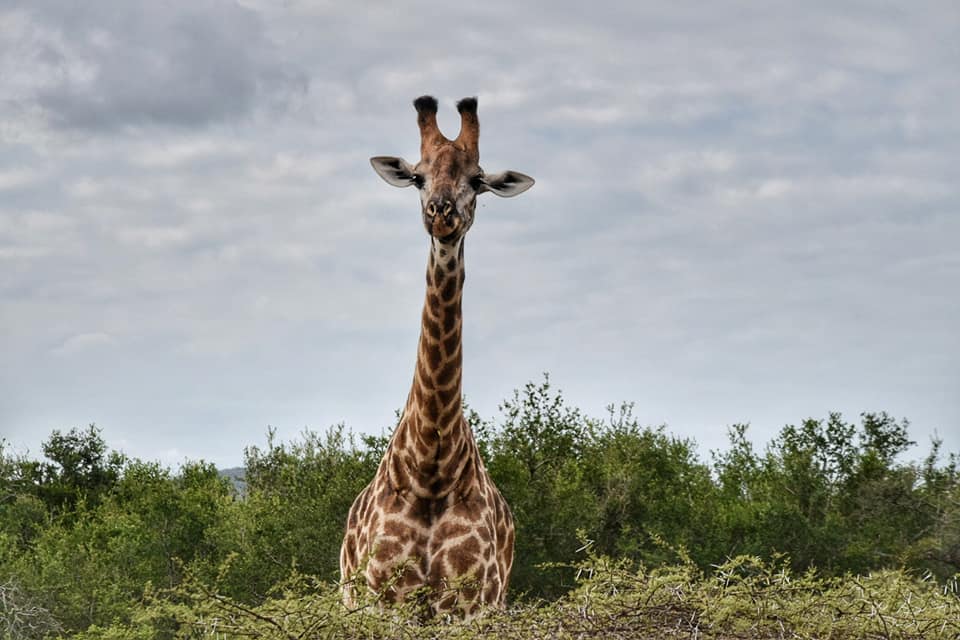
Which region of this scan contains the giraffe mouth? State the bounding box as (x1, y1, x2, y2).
(428, 212, 461, 241)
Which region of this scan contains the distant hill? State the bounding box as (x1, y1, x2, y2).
(218, 466, 246, 493)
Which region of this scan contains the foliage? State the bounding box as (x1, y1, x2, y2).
(191, 426, 381, 602)
(481, 378, 599, 598)
(0, 376, 958, 637)
(712, 412, 959, 577)
(0, 426, 126, 518)
(69, 552, 960, 639)
(0, 457, 231, 632)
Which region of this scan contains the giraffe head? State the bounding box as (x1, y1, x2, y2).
(370, 96, 534, 243)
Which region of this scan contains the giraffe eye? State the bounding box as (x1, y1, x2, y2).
(413, 174, 425, 189)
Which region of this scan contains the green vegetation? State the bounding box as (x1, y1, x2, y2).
(2, 376, 958, 638)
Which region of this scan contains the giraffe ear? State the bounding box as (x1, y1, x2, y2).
(479, 170, 535, 197)
(370, 156, 418, 188)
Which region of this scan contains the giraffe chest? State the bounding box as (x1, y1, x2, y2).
(343, 481, 505, 604)
(374, 486, 496, 560)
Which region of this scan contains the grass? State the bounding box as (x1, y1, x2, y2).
(65, 551, 960, 640)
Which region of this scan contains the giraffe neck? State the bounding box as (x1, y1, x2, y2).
(413, 237, 465, 419)
(387, 237, 470, 498)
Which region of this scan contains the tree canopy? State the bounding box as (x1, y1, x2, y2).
(1, 377, 957, 637)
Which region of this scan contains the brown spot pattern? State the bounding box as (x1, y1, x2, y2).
(443, 333, 459, 356)
(440, 277, 457, 302)
(426, 343, 442, 369)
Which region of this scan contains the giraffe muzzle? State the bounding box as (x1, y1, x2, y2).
(425, 199, 460, 239)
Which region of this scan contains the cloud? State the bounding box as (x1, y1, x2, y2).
(5, 0, 306, 130)
(0, 0, 957, 467)
(0, 167, 44, 191)
(52, 332, 115, 357)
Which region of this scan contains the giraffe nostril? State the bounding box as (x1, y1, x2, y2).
(427, 200, 456, 222)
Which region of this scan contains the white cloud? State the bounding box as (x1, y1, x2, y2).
(52, 332, 115, 356)
(0, 168, 43, 190)
(634, 151, 738, 190)
(4, 0, 307, 130)
(132, 138, 249, 169)
(1, 0, 958, 466)
(113, 225, 193, 250)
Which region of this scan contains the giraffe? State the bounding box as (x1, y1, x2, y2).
(339, 95, 534, 618)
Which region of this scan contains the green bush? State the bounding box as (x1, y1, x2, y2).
(71, 552, 960, 639)
(192, 426, 381, 602)
(0, 378, 957, 637)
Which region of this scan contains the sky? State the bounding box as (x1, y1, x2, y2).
(1, 1, 958, 469)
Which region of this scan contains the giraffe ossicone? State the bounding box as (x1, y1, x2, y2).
(340, 96, 533, 618)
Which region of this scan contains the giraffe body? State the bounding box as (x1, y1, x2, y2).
(340, 96, 533, 618)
